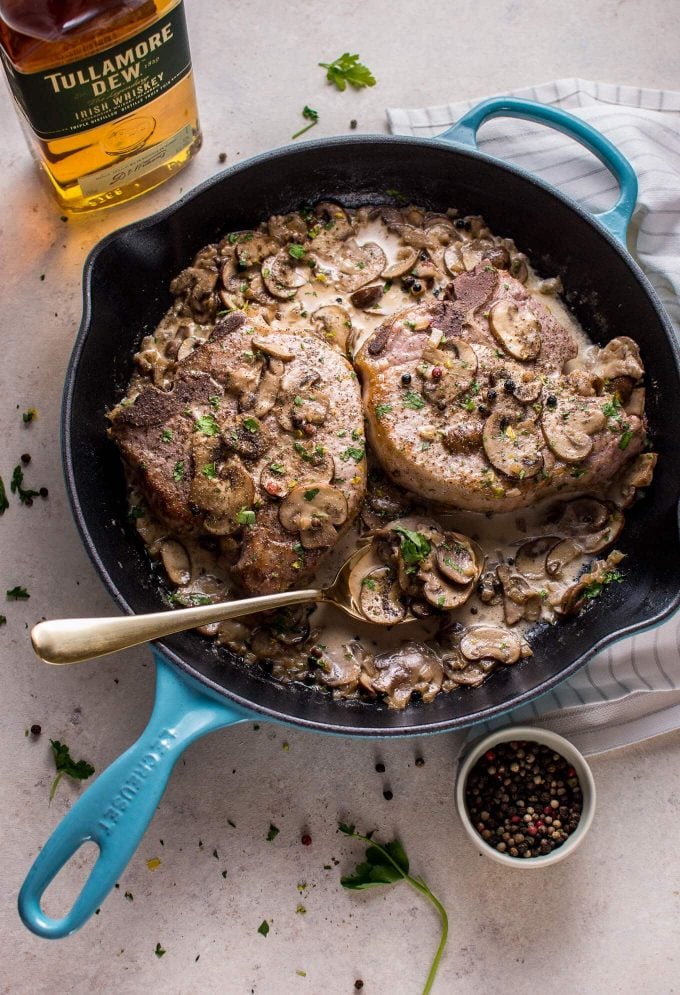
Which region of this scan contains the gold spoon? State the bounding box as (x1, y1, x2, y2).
(31, 545, 416, 666)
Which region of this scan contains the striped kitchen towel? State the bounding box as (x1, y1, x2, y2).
(388, 79, 680, 754)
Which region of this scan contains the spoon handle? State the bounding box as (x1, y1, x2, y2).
(31, 588, 322, 665)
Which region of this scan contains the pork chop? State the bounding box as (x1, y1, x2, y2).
(109, 312, 366, 594)
(355, 266, 646, 512)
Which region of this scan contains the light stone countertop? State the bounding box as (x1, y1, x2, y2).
(1, 1, 679, 992)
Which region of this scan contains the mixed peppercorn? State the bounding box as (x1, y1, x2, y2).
(464, 739, 583, 858)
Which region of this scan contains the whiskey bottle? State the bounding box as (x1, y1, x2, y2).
(0, 1, 202, 213)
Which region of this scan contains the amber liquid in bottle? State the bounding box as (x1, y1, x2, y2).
(0, 0, 201, 213)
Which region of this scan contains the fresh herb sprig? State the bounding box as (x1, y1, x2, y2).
(292, 105, 319, 140)
(319, 53, 376, 92)
(391, 525, 432, 574)
(10, 465, 41, 505)
(49, 739, 95, 803)
(339, 823, 448, 995)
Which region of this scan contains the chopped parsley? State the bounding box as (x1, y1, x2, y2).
(243, 417, 259, 433)
(201, 462, 217, 479)
(209, 394, 221, 411)
(304, 487, 320, 501)
(584, 569, 625, 600)
(403, 390, 425, 411)
(168, 592, 213, 607)
(602, 397, 621, 418)
(0, 615, 6, 626)
(269, 461, 285, 476)
(340, 445, 365, 463)
(154, 943, 166, 958)
(6, 586, 29, 600)
(293, 395, 304, 406)
(161, 428, 173, 443)
(22, 407, 37, 424)
(291, 105, 319, 140)
(392, 525, 431, 574)
(362, 577, 377, 591)
(236, 507, 256, 526)
(288, 243, 306, 260)
(293, 441, 326, 464)
(319, 52, 376, 91)
(266, 824, 280, 841)
(619, 427, 633, 450)
(49, 739, 95, 803)
(10, 465, 41, 505)
(375, 404, 393, 420)
(257, 921, 270, 937)
(0, 475, 8, 514)
(194, 413, 220, 436)
(172, 460, 185, 482)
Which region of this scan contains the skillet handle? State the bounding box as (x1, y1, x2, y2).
(438, 96, 638, 245)
(18, 653, 249, 939)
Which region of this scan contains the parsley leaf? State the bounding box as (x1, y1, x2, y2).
(49, 739, 95, 803)
(584, 569, 625, 601)
(236, 507, 256, 525)
(167, 592, 213, 607)
(194, 414, 220, 436)
(403, 390, 425, 410)
(339, 824, 447, 994)
(243, 417, 259, 433)
(319, 53, 377, 92)
(375, 403, 393, 421)
(340, 445, 365, 463)
(161, 428, 173, 443)
(304, 487, 320, 501)
(619, 427, 633, 450)
(22, 407, 37, 424)
(0, 475, 8, 514)
(266, 823, 279, 841)
(257, 920, 270, 937)
(0, 615, 6, 626)
(292, 105, 320, 140)
(172, 460, 185, 482)
(10, 465, 41, 504)
(201, 462, 217, 479)
(392, 525, 431, 574)
(6, 586, 29, 600)
(154, 942, 166, 958)
(288, 243, 306, 260)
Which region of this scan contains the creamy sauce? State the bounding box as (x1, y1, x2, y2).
(119, 203, 649, 709)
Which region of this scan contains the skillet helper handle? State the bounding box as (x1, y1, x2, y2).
(18, 655, 249, 939)
(31, 587, 321, 665)
(438, 96, 638, 244)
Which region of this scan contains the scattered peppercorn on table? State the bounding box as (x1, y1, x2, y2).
(1, 1, 679, 992)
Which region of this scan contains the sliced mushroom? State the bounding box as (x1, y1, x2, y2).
(311, 305, 352, 354)
(382, 245, 419, 279)
(541, 400, 606, 463)
(267, 213, 309, 242)
(421, 570, 474, 610)
(488, 299, 542, 361)
(508, 254, 529, 283)
(606, 452, 657, 509)
(261, 251, 308, 299)
(370, 642, 444, 709)
(222, 415, 272, 461)
(459, 625, 523, 665)
(358, 566, 407, 624)
(514, 535, 562, 579)
(483, 411, 544, 479)
(350, 284, 384, 309)
(337, 242, 387, 293)
(278, 482, 348, 549)
(545, 537, 582, 577)
(443, 242, 466, 276)
(233, 232, 280, 268)
(436, 534, 483, 585)
(547, 497, 623, 552)
(585, 336, 644, 382)
(159, 539, 191, 586)
(252, 363, 283, 418)
(259, 446, 334, 499)
(251, 336, 295, 362)
(189, 451, 255, 535)
(313, 201, 353, 239)
(496, 563, 542, 625)
(555, 550, 626, 617)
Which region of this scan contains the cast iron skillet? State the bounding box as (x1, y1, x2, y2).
(19, 98, 680, 938)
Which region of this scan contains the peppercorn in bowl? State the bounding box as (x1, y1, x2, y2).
(455, 726, 596, 866)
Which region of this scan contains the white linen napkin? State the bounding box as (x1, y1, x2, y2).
(388, 79, 680, 754)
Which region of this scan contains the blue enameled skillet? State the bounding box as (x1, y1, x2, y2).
(19, 98, 680, 938)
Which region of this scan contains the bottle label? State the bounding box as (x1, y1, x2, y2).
(78, 122, 192, 196)
(0, 2, 192, 140)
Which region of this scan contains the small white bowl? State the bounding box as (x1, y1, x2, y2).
(455, 725, 596, 867)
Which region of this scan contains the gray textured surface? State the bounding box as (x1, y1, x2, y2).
(1, 1, 679, 992)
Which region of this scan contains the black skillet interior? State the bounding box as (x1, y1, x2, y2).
(64, 135, 680, 735)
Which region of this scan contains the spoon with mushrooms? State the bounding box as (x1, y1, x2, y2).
(32, 521, 485, 665)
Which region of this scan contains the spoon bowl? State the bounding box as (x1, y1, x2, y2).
(31, 542, 416, 666)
